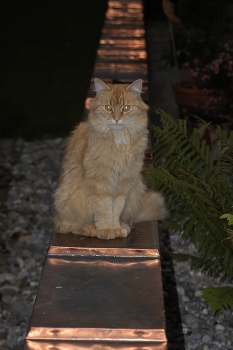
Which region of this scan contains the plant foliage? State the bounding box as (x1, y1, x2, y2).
(202, 287, 233, 314)
(144, 109, 233, 310)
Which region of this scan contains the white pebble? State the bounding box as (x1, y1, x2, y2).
(202, 308, 208, 315)
(215, 324, 225, 331)
(177, 286, 185, 296)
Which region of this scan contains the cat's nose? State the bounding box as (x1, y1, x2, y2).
(114, 117, 120, 123)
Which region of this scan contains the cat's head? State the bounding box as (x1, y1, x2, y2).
(89, 79, 148, 131)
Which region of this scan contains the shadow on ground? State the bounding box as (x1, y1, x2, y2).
(159, 226, 185, 350)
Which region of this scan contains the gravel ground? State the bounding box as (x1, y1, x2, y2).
(0, 137, 233, 350)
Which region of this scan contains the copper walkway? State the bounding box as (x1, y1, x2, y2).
(23, 1, 167, 349)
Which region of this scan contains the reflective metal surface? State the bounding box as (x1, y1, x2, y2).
(99, 39, 146, 49)
(24, 221, 167, 349)
(84, 0, 149, 141)
(101, 28, 145, 38)
(97, 49, 147, 62)
(27, 256, 165, 332)
(24, 340, 168, 350)
(49, 221, 159, 257)
(93, 63, 148, 81)
(91, 0, 148, 95)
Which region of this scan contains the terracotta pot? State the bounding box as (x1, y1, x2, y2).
(172, 80, 208, 119)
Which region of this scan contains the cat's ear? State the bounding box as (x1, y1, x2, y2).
(93, 78, 110, 93)
(126, 79, 143, 94)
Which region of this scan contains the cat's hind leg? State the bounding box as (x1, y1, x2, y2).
(54, 187, 93, 234)
(122, 176, 168, 224)
(135, 190, 168, 222)
(54, 214, 82, 234)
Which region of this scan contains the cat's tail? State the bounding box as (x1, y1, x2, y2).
(135, 190, 169, 223)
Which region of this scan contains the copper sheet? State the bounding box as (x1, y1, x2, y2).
(93, 63, 147, 80)
(49, 221, 159, 257)
(97, 50, 147, 62)
(26, 256, 165, 338)
(24, 340, 168, 350)
(99, 39, 146, 49)
(101, 28, 145, 38)
(104, 22, 144, 30)
(107, 1, 143, 15)
(108, 0, 143, 10)
(106, 14, 143, 22)
(106, 6, 143, 15)
(27, 327, 166, 341)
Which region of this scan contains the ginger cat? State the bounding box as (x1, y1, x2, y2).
(54, 78, 167, 239)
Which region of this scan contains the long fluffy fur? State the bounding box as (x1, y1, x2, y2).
(54, 79, 168, 239)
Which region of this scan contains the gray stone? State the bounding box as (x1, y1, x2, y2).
(177, 285, 185, 296)
(183, 314, 198, 327)
(202, 334, 212, 344)
(203, 346, 209, 350)
(214, 332, 226, 343)
(215, 324, 225, 331)
(0, 285, 19, 296)
(14, 276, 28, 288)
(0, 273, 15, 286)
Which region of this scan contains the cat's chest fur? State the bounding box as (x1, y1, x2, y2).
(113, 131, 129, 146)
(85, 129, 143, 175)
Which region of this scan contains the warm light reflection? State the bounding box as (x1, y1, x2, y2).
(106, 9, 143, 20)
(99, 39, 146, 49)
(49, 246, 160, 258)
(109, 1, 143, 11)
(48, 256, 160, 267)
(105, 20, 143, 27)
(24, 340, 168, 350)
(95, 63, 147, 69)
(27, 327, 166, 342)
(94, 62, 147, 77)
(102, 28, 145, 38)
(97, 49, 147, 60)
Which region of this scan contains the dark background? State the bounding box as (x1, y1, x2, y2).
(0, 0, 107, 139)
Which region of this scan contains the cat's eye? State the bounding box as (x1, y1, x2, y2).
(105, 105, 112, 111)
(122, 105, 130, 112)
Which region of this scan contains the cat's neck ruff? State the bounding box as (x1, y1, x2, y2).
(113, 129, 130, 146)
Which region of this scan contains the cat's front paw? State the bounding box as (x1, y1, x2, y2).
(97, 229, 115, 240)
(115, 223, 131, 238)
(81, 223, 97, 237)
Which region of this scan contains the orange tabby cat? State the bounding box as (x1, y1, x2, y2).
(54, 78, 167, 239)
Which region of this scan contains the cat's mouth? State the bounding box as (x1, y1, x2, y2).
(109, 123, 125, 129)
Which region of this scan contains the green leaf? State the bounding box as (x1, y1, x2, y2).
(202, 287, 233, 314)
(220, 214, 233, 226)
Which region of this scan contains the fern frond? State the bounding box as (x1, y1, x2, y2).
(145, 109, 233, 287)
(202, 287, 233, 313)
